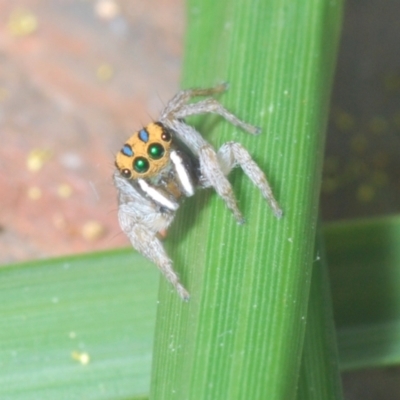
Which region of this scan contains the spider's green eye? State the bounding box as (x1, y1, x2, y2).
(148, 143, 165, 160)
(133, 157, 149, 173)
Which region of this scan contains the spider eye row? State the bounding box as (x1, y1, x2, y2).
(121, 143, 165, 162)
(118, 124, 172, 179)
(120, 145, 163, 178)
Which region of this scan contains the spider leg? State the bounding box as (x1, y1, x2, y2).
(170, 98, 260, 135)
(161, 83, 228, 118)
(199, 145, 245, 224)
(117, 203, 189, 300)
(217, 142, 283, 218)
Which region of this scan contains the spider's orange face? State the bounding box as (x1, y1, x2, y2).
(115, 122, 172, 180)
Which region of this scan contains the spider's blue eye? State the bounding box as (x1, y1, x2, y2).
(121, 144, 133, 157)
(139, 129, 149, 142)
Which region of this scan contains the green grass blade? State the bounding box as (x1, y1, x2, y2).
(150, 0, 342, 399)
(297, 229, 343, 399)
(326, 215, 400, 370)
(0, 250, 158, 400)
(2, 214, 400, 398)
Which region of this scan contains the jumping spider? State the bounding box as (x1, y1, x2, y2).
(114, 84, 282, 300)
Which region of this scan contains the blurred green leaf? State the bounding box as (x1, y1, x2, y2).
(297, 228, 343, 400)
(0, 250, 158, 400)
(150, 0, 343, 399)
(2, 215, 400, 398)
(326, 215, 400, 370)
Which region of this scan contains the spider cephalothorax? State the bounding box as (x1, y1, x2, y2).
(115, 122, 197, 212)
(114, 84, 282, 300)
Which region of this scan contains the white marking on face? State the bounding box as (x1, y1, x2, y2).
(138, 179, 179, 210)
(170, 150, 195, 196)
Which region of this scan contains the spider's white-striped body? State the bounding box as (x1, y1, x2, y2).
(114, 84, 282, 300)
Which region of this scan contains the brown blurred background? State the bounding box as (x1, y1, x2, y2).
(322, 0, 400, 221)
(0, 0, 399, 399)
(1, 0, 399, 265)
(0, 0, 184, 263)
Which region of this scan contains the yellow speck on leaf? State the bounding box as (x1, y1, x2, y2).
(71, 351, 90, 365)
